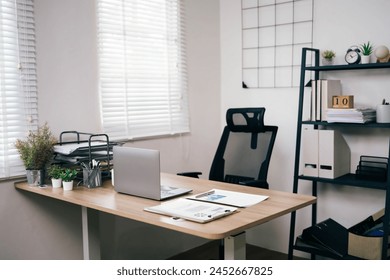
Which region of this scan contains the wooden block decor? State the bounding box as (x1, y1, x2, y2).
(332, 95, 354, 108)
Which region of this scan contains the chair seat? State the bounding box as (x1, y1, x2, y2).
(224, 174, 254, 184)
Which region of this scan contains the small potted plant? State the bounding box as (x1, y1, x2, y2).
(360, 41, 374, 63)
(60, 168, 78, 191)
(321, 50, 336, 65)
(15, 123, 57, 186)
(48, 164, 63, 188)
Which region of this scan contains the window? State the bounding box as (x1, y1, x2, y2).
(0, 0, 38, 178)
(97, 0, 189, 140)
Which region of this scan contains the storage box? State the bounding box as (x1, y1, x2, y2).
(348, 208, 389, 259)
(301, 129, 350, 178)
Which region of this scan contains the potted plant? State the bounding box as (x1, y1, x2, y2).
(15, 123, 57, 186)
(321, 50, 336, 65)
(60, 168, 78, 191)
(48, 164, 63, 188)
(360, 41, 374, 63)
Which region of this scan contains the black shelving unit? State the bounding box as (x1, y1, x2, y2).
(288, 47, 390, 260)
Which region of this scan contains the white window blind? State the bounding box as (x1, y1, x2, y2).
(97, 0, 189, 140)
(0, 0, 38, 178)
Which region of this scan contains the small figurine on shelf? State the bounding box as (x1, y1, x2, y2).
(374, 45, 390, 63)
(321, 50, 335, 65)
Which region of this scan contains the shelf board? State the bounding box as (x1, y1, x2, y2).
(304, 62, 390, 71)
(298, 173, 388, 190)
(301, 121, 390, 128)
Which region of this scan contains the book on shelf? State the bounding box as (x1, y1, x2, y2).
(310, 79, 342, 121)
(326, 108, 376, 123)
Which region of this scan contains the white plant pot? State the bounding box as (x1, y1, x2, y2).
(51, 178, 62, 188)
(63, 181, 74, 191)
(322, 58, 333, 65)
(361, 55, 371, 64)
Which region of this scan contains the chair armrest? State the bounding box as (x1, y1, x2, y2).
(239, 179, 269, 189)
(177, 172, 202, 178)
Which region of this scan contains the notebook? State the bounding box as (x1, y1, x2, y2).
(113, 146, 192, 200)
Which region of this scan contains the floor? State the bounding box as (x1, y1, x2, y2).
(169, 240, 306, 260)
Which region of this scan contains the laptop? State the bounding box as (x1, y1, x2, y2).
(113, 146, 192, 200)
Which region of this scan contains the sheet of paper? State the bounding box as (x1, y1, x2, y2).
(144, 198, 237, 223)
(186, 188, 269, 207)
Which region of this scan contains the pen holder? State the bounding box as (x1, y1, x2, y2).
(83, 167, 102, 188)
(376, 105, 390, 123)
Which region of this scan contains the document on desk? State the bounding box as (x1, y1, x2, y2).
(144, 198, 237, 223)
(186, 189, 269, 207)
(53, 142, 109, 155)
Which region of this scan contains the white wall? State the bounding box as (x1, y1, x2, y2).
(220, 0, 390, 255)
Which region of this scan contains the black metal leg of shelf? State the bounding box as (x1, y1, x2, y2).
(383, 139, 390, 259)
(312, 181, 317, 226)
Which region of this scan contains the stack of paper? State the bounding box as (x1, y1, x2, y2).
(326, 108, 376, 123)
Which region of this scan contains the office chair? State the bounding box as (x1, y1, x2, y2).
(179, 108, 278, 259)
(180, 107, 278, 189)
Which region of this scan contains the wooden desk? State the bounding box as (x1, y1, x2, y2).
(15, 173, 315, 259)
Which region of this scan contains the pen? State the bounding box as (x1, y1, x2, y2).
(195, 190, 215, 198)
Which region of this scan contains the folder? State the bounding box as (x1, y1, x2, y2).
(320, 80, 341, 121)
(311, 80, 342, 121)
(316, 80, 321, 121)
(318, 130, 350, 179)
(144, 198, 238, 223)
(301, 129, 350, 179)
(311, 80, 317, 121)
(301, 128, 319, 177)
(302, 218, 348, 258)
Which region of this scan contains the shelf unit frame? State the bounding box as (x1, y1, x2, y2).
(288, 47, 390, 260)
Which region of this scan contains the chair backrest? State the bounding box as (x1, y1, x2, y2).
(209, 108, 278, 189)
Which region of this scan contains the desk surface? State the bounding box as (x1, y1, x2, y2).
(15, 173, 315, 240)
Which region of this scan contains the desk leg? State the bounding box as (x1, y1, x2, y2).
(81, 206, 101, 260)
(224, 232, 246, 260)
